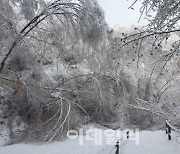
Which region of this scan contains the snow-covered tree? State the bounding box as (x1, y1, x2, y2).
(0, 0, 109, 143)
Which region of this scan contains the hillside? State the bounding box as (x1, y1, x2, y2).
(0, 0, 180, 149)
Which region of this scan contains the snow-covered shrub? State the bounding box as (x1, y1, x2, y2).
(56, 74, 123, 127)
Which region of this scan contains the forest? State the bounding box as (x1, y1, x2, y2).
(0, 0, 180, 145)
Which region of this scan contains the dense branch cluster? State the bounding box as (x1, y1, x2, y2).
(0, 0, 109, 143)
(131, 0, 180, 31)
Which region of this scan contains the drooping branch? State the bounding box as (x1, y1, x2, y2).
(120, 28, 180, 48)
(0, 0, 105, 73)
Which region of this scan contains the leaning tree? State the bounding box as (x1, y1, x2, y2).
(0, 0, 108, 143)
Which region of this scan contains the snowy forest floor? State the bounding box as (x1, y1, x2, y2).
(0, 126, 180, 154)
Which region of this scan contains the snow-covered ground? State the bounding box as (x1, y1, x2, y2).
(0, 127, 180, 154)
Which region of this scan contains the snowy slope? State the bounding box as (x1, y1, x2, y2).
(0, 129, 180, 154)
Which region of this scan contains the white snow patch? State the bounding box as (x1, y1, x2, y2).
(0, 128, 180, 154)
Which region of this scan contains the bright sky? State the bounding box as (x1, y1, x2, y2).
(97, 0, 148, 28)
